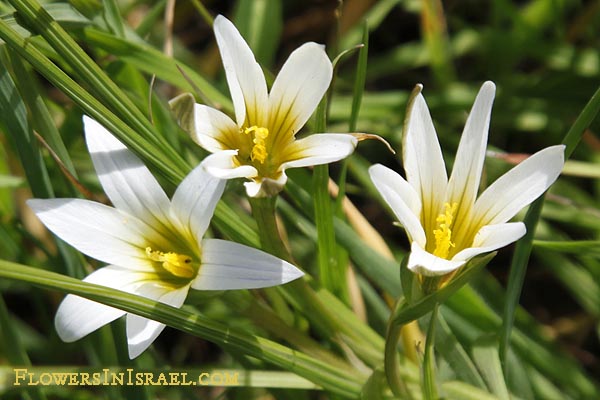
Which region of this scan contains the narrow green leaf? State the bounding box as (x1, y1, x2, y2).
(435, 313, 487, 390)
(533, 239, 600, 256)
(0, 260, 364, 398)
(313, 97, 347, 301)
(5, 48, 77, 178)
(78, 27, 233, 112)
(233, 0, 282, 66)
(471, 335, 510, 400)
(441, 381, 501, 400)
(0, 16, 186, 183)
(9, 0, 189, 173)
(0, 296, 46, 400)
(0, 53, 53, 199)
(501, 82, 600, 370)
(102, 0, 125, 37)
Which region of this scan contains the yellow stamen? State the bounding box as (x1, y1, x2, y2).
(432, 202, 458, 259)
(244, 126, 269, 164)
(145, 247, 194, 278)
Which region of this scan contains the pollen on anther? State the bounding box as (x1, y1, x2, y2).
(244, 126, 269, 164)
(145, 247, 195, 279)
(432, 202, 458, 259)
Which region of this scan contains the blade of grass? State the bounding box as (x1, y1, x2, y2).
(0, 260, 364, 398)
(9, 0, 189, 173)
(102, 0, 125, 37)
(471, 335, 510, 400)
(421, 0, 455, 86)
(0, 51, 82, 277)
(313, 98, 347, 302)
(5, 48, 77, 179)
(78, 27, 232, 111)
(233, 0, 282, 66)
(0, 16, 186, 183)
(336, 21, 369, 214)
(499, 83, 600, 371)
(0, 296, 46, 400)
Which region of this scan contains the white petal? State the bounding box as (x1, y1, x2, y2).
(403, 89, 448, 234)
(407, 242, 465, 277)
(54, 266, 148, 342)
(369, 164, 426, 246)
(126, 284, 189, 359)
(213, 15, 269, 127)
(202, 150, 258, 179)
(192, 239, 304, 290)
(83, 116, 171, 224)
(244, 174, 287, 198)
(192, 104, 241, 152)
(446, 81, 495, 216)
(453, 222, 526, 261)
(280, 134, 357, 170)
(171, 163, 225, 240)
(268, 42, 332, 141)
(473, 145, 565, 225)
(27, 198, 155, 269)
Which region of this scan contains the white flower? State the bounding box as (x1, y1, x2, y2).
(369, 82, 564, 277)
(189, 15, 357, 197)
(27, 116, 304, 358)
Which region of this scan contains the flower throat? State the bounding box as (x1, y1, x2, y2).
(146, 247, 195, 278)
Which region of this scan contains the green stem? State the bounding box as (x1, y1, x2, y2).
(249, 196, 291, 261)
(249, 196, 385, 367)
(384, 298, 412, 399)
(422, 304, 440, 400)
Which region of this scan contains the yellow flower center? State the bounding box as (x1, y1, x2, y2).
(432, 202, 458, 259)
(244, 126, 269, 164)
(145, 247, 195, 278)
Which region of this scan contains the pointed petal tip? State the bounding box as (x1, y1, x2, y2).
(407, 242, 466, 277)
(281, 262, 305, 284)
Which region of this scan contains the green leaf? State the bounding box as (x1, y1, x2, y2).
(471, 335, 510, 400)
(233, 0, 282, 66)
(78, 27, 233, 112)
(0, 260, 364, 398)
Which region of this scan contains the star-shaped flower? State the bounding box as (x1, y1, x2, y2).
(28, 116, 304, 358)
(189, 15, 358, 197)
(369, 82, 564, 277)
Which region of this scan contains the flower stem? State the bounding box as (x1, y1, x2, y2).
(422, 303, 440, 400)
(384, 297, 413, 399)
(249, 196, 291, 261)
(249, 196, 385, 366)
